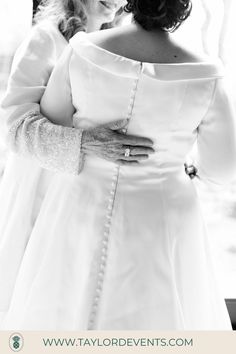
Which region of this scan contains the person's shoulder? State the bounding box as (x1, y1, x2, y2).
(14, 20, 65, 62)
(176, 49, 212, 63)
(86, 27, 121, 41)
(70, 28, 122, 57)
(85, 27, 124, 51)
(9, 21, 63, 73)
(168, 37, 214, 64)
(28, 20, 63, 45)
(85, 28, 215, 64)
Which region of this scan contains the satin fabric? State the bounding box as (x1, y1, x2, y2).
(1, 32, 236, 330)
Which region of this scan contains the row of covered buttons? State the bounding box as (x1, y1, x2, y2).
(88, 164, 120, 329)
(87, 71, 140, 328)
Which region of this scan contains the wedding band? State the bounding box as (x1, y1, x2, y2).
(124, 148, 131, 157)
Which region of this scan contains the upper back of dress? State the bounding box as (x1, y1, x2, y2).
(69, 29, 225, 170)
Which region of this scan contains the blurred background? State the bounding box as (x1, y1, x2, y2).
(0, 0, 236, 323)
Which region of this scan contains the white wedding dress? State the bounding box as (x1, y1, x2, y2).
(1, 31, 236, 330)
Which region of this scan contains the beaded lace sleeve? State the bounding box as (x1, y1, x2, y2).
(7, 110, 84, 174)
(1, 24, 84, 175)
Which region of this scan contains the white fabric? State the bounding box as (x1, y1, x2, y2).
(1, 20, 83, 175)
(1, 32, 236, 330)
(0, 21, 83, 323)
(0, 0, 32, 157)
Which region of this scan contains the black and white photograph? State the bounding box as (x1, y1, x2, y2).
(0, 0, 236, 339)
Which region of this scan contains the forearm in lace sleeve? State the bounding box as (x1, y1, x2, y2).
(8, 110, 84, 175)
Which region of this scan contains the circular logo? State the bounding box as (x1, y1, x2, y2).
(9, 333, 24, 352)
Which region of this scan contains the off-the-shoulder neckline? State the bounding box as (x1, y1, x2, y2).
(73, 31, 221, 68)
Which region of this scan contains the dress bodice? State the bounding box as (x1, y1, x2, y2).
(41, 31, 236, 184)
(69, 33, 234, 181)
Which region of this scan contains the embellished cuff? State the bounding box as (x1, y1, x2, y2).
(7, 110, 84, 175)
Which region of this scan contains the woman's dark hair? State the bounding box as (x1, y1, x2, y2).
(124, 0, 192, 32)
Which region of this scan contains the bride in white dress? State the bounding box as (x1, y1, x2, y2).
(2, 0, 236, 330)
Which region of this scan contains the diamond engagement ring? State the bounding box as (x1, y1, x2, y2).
(124, 148, 131, 157)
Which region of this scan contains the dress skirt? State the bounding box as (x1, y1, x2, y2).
(0, 155, 232, 330)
